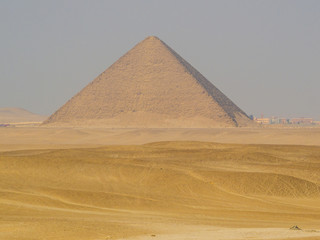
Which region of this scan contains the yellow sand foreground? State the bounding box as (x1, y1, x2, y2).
(1, 134, 320, 240)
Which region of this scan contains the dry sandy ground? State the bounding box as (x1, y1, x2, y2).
(1, 127, 320, 152)
(119, 226, 320, 240)
(1, 130, 320, 240)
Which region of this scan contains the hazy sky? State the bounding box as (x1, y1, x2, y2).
(1, 0, 319, 119)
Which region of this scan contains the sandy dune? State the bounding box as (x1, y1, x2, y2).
(0, 107, 47, 124)
(1, 127, 320, 152)
(1, 139, 320, 240)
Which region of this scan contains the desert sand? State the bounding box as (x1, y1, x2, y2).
(1, 126, 320, 151)
(0, 107, 47, 124)
(1, 127, 320, 240)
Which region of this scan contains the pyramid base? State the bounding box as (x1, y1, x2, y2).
(43, 111, 252, 128)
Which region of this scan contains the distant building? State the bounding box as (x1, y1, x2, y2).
(279, 118, 289, 124)
(290, 118, 313, 125)
(252, 115, 315, 125)
(255, 118, 270, 124)
(270, 116, 283, 124)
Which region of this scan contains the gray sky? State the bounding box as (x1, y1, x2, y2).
(1, 0, 319, 119)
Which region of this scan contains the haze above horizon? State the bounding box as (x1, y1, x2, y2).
(1, 0, 319, 119)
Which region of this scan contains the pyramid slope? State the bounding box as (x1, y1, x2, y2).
(44, 36, 251, 128)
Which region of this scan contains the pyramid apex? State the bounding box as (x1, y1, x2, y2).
(145, 36, 161, 41)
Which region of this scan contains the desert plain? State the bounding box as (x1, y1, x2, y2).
(1, 126, 320, 240)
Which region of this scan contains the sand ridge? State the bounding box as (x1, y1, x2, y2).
(1, 127, 320, 152)
(1, 141, 320, 239)
(0, 107, 47, 124)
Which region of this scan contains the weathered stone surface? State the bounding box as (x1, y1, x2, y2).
(44, 36, 251, 127)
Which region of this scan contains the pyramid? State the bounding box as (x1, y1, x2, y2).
(44, 36, 251, 128)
